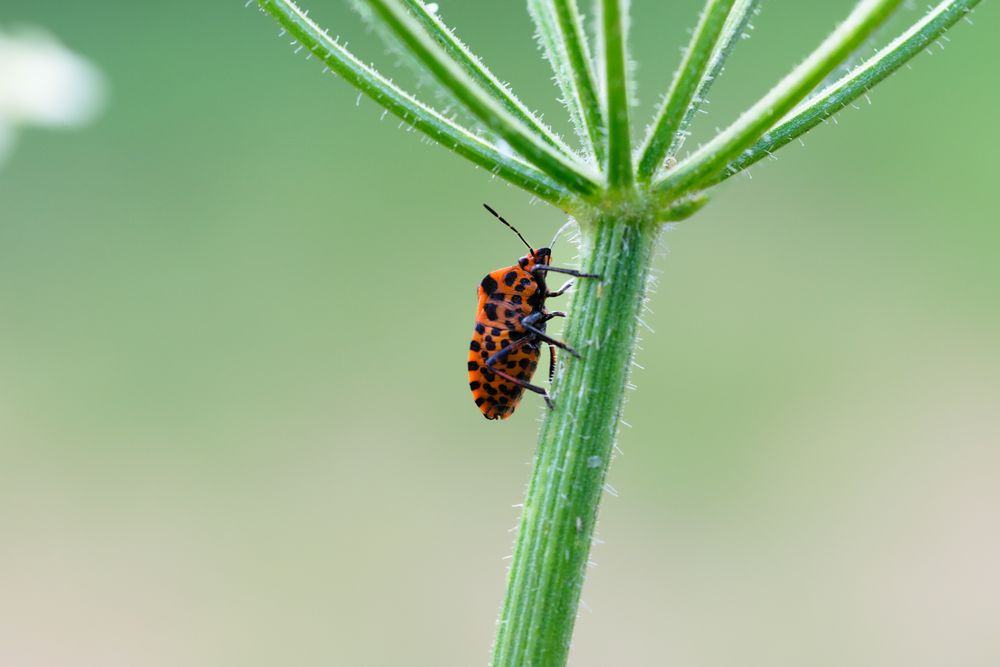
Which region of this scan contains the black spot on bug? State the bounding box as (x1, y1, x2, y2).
(517, 372, 529, 381)
(519, 277, 531, 287)
(500, 339, 509, 349)
(491, 292, 506, 302)
(491, 327, 502, 336)
(470, 340, 481, 352)
(482, 368, 496, 382)
(475, 323, 486, 335)
(485, 340, 496, 351)
(468, 361, 478, 371)
(505, 309, 517, 318)
(475, 397, 485, 406)
(510, 294, 522, 305)
(483, 303, 498, 321)
(469, 381, 481, 390)
(504, 271, 517, 286)
(480, 350, 489, 360)
(506, 361, 516, 370)
(518, 257, 528, 268)
(508, 330, 525, 341)
(484, 383, 498, 396)
(499, 397, 510, 405)
(481, 275, 498, 295)
(518, 358, 530, 369)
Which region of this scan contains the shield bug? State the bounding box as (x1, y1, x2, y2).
(468, 204, 599, 420)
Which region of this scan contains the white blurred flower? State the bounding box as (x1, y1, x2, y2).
(0, 27, 106, 163)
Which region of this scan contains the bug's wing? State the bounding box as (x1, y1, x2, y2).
(468, 328, 541, 420)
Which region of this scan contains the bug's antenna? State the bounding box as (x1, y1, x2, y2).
(483, 203, 533, 253)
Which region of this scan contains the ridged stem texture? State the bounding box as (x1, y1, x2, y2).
(492, 208, 659, 666)
(600, 0, 634, 189)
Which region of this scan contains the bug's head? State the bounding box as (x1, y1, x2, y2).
(531, 247, 552, 266)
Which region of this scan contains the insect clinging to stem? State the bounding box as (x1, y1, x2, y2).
(468, 204, 600, 420)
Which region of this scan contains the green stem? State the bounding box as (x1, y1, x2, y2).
(492, 206, 659, 666)
(550, 0, 608, 164)
(636, 0, 737, 182)
(257, 0, 573, 205)
(710, 0, 985, 183)
(527, 0, 590, 158)
(600, 0, 634, 190)
(366, 0, 602, 199)
(664, 0, 761, 160)
(652, 0, 903, 198)
(398, 0, 578, 159)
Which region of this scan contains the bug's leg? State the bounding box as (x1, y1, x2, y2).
(522, 324, 580, 358)
(547, 280, 573, 298)
(535, 266, 602, 279)
(483, 339, 554, 409)
(520, 311, 579, 357)
(488, 365, 554, 410)
(548, 345, 557, 383)
(522, 310, 564, 327)
(521, 311, 545, 327)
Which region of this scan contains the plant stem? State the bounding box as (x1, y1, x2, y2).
(257, 0, 573, 205)
(652, 0, 903, 198)
(366, 0, 602, 198)
(636, 0, 737, 182)
(664, 0, 761, 160)
(600, 0, 634, 190)
(550, 0, 608, 164)
(709, 0, 985, 183)
(398, 0, 578, 159)
(527, 0, 591, 159)
(492, 206, 659, 667)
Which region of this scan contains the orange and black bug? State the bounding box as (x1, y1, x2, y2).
(468, 204, 600, 420)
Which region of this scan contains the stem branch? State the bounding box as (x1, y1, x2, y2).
(653, 0, 903, 198)
(366, 0, 602, 198)
(257, 0, 573, 205)
(550, 0, 608, 164)
(398, 0, 578, 159)
(600, 0, 634, 190)
(637, 0, 737, 182)
(665, 0, 761, 161)
(711, 0, 985, 183)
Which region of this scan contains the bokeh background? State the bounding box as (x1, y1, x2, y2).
(2, 1, 998, 665)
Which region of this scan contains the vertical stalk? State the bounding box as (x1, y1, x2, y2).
(550, 0, 608, 164)
(492, 207, 659, 666)
(600, 0, 635, 189)
(636, 0, 737, 182)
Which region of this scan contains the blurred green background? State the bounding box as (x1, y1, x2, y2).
(1, 1, 998, 665)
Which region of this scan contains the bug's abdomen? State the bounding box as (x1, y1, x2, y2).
(468, 328, 540, 420)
